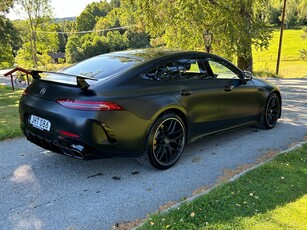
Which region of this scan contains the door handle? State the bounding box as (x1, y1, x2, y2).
(180, 89, 192, 96)
(224, 85, 234, 92)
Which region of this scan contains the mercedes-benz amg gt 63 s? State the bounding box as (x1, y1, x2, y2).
(19, 49, 282, 169)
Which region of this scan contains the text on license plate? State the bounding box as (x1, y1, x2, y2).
(29, 115, 51, 131)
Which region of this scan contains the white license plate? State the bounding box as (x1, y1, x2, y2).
(29, 115, 51, 131)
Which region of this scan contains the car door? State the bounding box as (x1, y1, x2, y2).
(173, 58, 226, 139)
(207, 59, 260, 127)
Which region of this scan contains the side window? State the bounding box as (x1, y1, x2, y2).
(209, 61, 239, 79)
(176, 58, 208, 79)
(141, 62, 179, 81)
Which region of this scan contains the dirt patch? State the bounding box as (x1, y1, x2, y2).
(112, 219, 144, 230)
(218, 163, 255, 184)
(112, 201, 177, 230)
(256, 149, 280, 163)
(156, 201, 178, 212)
(191, 185, 213, 197)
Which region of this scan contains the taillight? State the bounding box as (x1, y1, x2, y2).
(56, 99, 124, 111)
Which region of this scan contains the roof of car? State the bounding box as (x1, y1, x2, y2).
(105, 48, 204, 61)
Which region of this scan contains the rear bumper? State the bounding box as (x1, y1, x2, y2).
(19, 95, 151, 158)
(22, 128, 114, 159)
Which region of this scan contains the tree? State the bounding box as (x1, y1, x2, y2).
(65, 36, 84, 63)
(0, 0, 22, 68)
(298, 0, 307, 24)
(0, 0, 13, 12)
(14, 0, 53, 67)
(126, 0, 272, 71)
(15, 22, 59, 68)
(65, 34, 110, 63)
(75, 1, 112, 31)
(106, 31, 128, 51)
(0, 18, 22, 68)
(125, 30, 150, 48)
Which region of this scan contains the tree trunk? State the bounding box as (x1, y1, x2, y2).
(30, 30, 38, 68)
(237, 2, 253, 72)
(237, 52, 253, 72)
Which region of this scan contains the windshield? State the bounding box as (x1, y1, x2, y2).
(61, 55, 142, 79)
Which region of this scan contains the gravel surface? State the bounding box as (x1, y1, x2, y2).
(0, 78, 306, 230)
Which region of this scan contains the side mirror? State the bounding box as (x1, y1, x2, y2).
(243, 71, 253, 84)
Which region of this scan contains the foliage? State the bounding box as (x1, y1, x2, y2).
(14, 0, 53, 67)
(106, 31, 128, 51)
(0, 17, 21, 68)
(65, 0, 149, 63)
(138, 144, 307, 229)
(0, 43, 14, 68)
(268, 0, 307, 27)
(65, 31, 129, 63)
(0, 0, 22, 68)
(0, 0, 13, 12)
(15, 22, 59, 68)
(125, 30, 150, 49)
(75, 0, 112, 31)
(126, 0, 273, 71)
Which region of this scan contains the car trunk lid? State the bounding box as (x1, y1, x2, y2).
(25, 71, 97, 101)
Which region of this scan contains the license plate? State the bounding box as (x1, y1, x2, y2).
(29, 115, 51, 131)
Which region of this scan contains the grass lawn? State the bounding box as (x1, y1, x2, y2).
(253, 29, 307, 78)
(0, 85, 23, 140)
(137, 144, 307, 230)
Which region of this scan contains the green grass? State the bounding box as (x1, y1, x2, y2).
(0, 85, 23, 140)
(253, 29, 307, 78)
(138, 144, 307, 230)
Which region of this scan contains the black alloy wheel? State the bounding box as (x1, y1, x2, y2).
(139, 113, 186, 170)
(258, 93, 281, 129)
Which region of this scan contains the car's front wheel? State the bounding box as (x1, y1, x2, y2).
(258, 93, 281, 129)
(138, 113, 186, 170)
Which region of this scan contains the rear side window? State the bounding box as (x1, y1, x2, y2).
(141, 62, 179, 81)
(176, 59, 208, 79)
(141, 58, 208, 81)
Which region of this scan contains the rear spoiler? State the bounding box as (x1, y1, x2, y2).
(31, 70, 98, 88)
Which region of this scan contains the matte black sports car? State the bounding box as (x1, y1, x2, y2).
(19, 49, 281, 169)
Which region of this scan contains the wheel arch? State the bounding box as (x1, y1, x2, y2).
(148, 106, 190, 143)
(273, 90, 282, 118)
(268, 90, 282, 118)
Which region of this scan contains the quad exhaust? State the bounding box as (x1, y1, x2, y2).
(59, 144, 86, 159)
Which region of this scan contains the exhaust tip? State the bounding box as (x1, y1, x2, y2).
(61, 144, 86, 159)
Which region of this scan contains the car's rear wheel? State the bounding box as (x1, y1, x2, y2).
(138, 113, 186, 170)
(257, 93, 281, 129)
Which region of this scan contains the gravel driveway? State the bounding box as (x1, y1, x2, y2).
(0, 78, 306, 230)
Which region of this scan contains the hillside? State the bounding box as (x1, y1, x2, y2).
(253, 29, 307, 78)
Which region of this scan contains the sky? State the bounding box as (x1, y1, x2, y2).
(7, 0, 101, 20)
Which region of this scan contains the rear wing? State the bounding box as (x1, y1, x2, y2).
(31, 70, 98, 88)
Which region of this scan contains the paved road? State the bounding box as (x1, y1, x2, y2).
(0, 79, 306, 230)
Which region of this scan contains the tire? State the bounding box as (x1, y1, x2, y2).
(138, 113, 186, 170)
(257, 93, 281, 129)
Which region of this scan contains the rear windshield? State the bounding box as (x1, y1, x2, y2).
(61, 55, 142, 79)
